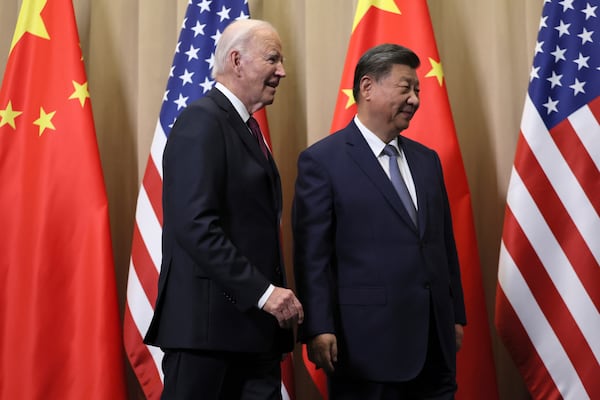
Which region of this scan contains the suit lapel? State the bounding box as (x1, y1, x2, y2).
(208, 90, 271, 167)
(344, 123, 418, 232)
(208, 89, 282, 212)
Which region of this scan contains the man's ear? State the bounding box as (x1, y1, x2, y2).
(360, 75, 373, 101)
(229, 50, 242, 76)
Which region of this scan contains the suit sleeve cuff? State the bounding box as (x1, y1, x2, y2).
(258, 284, 275, 309)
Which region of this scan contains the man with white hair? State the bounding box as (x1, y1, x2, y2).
(145, 19, 303, 399)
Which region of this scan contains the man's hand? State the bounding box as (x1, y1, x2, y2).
(262, 287, 304, 329)
(455, 324, 464, 351)
(307, 333, 337, 373)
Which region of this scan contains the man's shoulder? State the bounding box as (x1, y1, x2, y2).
(174, 90, 230, 125)
(304, 123, 355, 153)
(399, 135, 439, 158)
(185, 89, 224, 111)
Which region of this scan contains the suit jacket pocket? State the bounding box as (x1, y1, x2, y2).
(338, 286, 387, 305)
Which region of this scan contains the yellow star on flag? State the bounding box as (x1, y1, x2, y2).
(425, 57, 444, 86)
(0, 101, 23, 130)
(69, 80, 90, 107)
(342, 89, 356, 109)
(353, 0, 401, 32)
(10, 0, 50, 53)
(33, 107, 56, 136)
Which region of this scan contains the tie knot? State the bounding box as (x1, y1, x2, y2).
(383, 144, 399, 157)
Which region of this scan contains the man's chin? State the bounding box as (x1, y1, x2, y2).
(262, 95, 276, 106)
(395, 120, 411, 132)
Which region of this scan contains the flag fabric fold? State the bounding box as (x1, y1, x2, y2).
(123, 1, 295, 398)
(302, 1, 499, 398)
(495, 1, 600, 398)
(0, 0, 127, 398)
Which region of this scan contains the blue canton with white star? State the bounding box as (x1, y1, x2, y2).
(159, 0, 250, 136)
(529, 0, 600, 128)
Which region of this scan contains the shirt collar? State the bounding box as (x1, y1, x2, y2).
(353, 115, 400, 157)
(215, 82, 250, 122)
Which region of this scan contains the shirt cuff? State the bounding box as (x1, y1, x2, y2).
(258, 284, 275, 309)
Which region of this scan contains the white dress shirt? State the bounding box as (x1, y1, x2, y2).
(354, 116, 418, 209)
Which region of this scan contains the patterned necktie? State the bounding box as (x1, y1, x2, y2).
(247, 116, 269, 159)
(383, 144, 418, 226)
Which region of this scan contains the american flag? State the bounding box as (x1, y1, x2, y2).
(123, 1, 294, 399)
(495, 0, 600, 399)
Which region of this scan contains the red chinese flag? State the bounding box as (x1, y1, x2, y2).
(0, 0, 127, 398)
(301, 1, 499, 398)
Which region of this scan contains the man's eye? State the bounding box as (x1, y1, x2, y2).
(400, 85, 419, 94)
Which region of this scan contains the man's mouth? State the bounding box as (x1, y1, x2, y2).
(400, 109, 414, 119)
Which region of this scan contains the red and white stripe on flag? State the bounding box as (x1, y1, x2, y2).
(495, 2, 600, 399)
(123, 120, 166, 399)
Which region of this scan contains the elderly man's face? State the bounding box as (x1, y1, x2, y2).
(238, 28, 286, 114)
(368, 64, 420, 134)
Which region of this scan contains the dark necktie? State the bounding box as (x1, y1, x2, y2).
(383, 144, 418, 226)
(247, 116, 269, 159)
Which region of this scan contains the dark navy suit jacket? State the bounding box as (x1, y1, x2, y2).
(292, 120, 466, 381)
(145, 88, 292, 353)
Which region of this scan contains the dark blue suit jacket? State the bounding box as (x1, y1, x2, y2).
(145, 88, 292, 353)
(292, 120, 466, 381)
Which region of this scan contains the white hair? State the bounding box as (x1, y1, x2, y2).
(212, 19, 276, 78)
